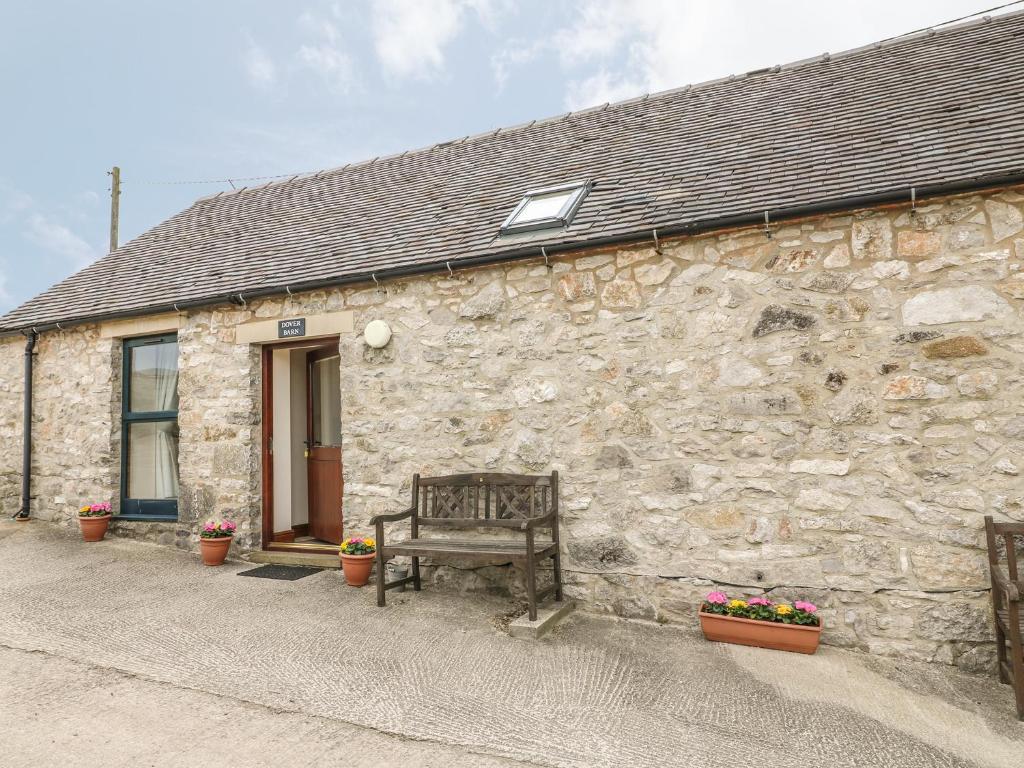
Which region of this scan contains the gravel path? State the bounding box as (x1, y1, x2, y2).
(1, 521, 1021, 767)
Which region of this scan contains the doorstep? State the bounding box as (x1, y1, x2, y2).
(245, 550, 341, 569)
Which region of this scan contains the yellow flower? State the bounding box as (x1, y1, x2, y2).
(727, 599, 747, 609)
(364, 538, 375, 547)
(775, 604, 793, 615)
(79, 505, 90, 513)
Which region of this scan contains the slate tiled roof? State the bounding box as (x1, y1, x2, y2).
(5, 11, 1024, 332)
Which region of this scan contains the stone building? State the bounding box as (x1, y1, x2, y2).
(3, 14, 1024, 669)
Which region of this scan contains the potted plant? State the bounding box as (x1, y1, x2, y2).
(698, 591, 823, 654)
(339, 536, 376, 586)
(78, 502, 112, 542)
(199, 520, 237, 566)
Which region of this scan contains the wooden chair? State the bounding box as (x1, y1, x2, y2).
(985, 515, 1024, 719)
(371, 472, 563, 620)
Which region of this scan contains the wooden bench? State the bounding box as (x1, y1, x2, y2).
(985, 515, 1024, 719)
(370, 472, 563, 620)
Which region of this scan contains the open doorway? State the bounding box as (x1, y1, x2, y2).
(261, 338, 343, 553)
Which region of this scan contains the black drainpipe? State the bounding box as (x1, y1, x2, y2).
(13, 330, 35, 519)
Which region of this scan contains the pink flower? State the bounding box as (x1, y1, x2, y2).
(705, 591, 728, 605)
(203, 522, 216, 531)
(748, 597, 773, 607)
(794, 600, 817, 613)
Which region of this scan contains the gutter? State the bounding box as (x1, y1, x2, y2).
(3, 170, 1024, 338)
(12, 330, 35, 519)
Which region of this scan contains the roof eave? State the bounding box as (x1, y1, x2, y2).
(4, 168, 1023, 338)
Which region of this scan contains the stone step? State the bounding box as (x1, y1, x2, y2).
(509, 601, 575, 640)
(245, 550, 341, 569)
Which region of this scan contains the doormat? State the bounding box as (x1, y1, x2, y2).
(237, 565, 324, 581)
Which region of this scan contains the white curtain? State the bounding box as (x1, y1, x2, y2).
(154, 425, 179, 499)
(152, 342, 178, 498)
(152, 342, 179, 412)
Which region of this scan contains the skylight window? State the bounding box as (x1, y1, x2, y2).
(500, 181, 590, 235)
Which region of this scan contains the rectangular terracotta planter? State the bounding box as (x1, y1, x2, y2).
(699, 609, 822, 654)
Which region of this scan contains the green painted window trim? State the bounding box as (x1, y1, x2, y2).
(120, 333, 179, 519)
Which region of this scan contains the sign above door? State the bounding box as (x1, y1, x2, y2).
(278, 318, 306, 338)
(234, 311, 354, 345)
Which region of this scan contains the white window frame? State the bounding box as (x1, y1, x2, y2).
(499, 180, 591, 235)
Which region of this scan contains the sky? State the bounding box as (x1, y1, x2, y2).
(0, 0, 1016, 315)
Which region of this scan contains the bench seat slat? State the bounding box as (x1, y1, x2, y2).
(382, 537, 556, 559)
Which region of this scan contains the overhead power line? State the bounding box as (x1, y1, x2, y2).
(129, 170, 315, 187)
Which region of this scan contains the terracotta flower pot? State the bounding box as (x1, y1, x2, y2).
(699, 609, 822, 654)
(79, 515, 111, 542)
(199, 536, 232, 566)
(340, 552, 376, 586)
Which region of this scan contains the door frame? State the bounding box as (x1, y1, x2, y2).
(260, 337, 342, 554)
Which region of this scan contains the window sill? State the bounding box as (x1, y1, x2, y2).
(114, 514, 179, 522)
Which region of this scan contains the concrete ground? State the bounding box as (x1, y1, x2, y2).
(1, 521, 1022, 768)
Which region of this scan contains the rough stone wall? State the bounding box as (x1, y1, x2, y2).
(329, 186, 1024, 672)
(175, 308, 263, 550)
(14, 326, 120, 529)
(3, 185, 1024, 669)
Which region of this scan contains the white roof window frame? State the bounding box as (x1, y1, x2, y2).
(499, 180, 592, 235)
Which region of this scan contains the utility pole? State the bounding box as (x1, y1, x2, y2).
(108, 166, 121, 252)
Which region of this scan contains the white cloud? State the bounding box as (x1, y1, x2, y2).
(0, 264, 10, 309)
(556, 0, 714, 110)
(371, 0, 495, 80)
(243, 33, 277, 88)
(544, 0, 1002, 111)
(24, 212, 98, 268)
(297, 11, 357, 92)
(0, 184, 33, 225)
(490, 39, 544, 91)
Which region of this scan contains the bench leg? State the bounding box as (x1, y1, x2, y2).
(552, 550, 563, 602)
(526, 554, 538, 622)
(1009, 602, 1024, 719)
(1013, 646, 1024, 720)
(996, 618, 1009, 684)
(411, 556, 421, 591)
(375, 548, 386, 607)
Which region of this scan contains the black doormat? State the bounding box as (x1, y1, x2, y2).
(237, 564, 324, 581)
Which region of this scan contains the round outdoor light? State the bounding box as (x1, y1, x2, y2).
(363, 319, 392, 348)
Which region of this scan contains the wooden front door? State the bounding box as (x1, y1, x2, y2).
(306, 347, 343, 544)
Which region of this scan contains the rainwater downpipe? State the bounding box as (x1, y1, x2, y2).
(13, 330, 35, 519)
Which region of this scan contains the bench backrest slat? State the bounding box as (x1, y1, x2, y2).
(986, 516, 1024, 579)
(414, 471, 557, 527)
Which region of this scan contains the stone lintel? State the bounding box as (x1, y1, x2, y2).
(234, 311, 354, 344)
(98, 312, 181, 339)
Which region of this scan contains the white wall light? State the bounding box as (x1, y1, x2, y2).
(363, 319, 392, 348)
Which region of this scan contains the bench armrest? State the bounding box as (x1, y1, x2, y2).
(521, 513, 555, 531)
(369, 507, 416, 526)
(993, 567, 1022, 602)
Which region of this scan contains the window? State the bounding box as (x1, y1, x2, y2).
(500, 181, 590, 235)
(310, 353, 343, 447)
(121, 334, 179, 519)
